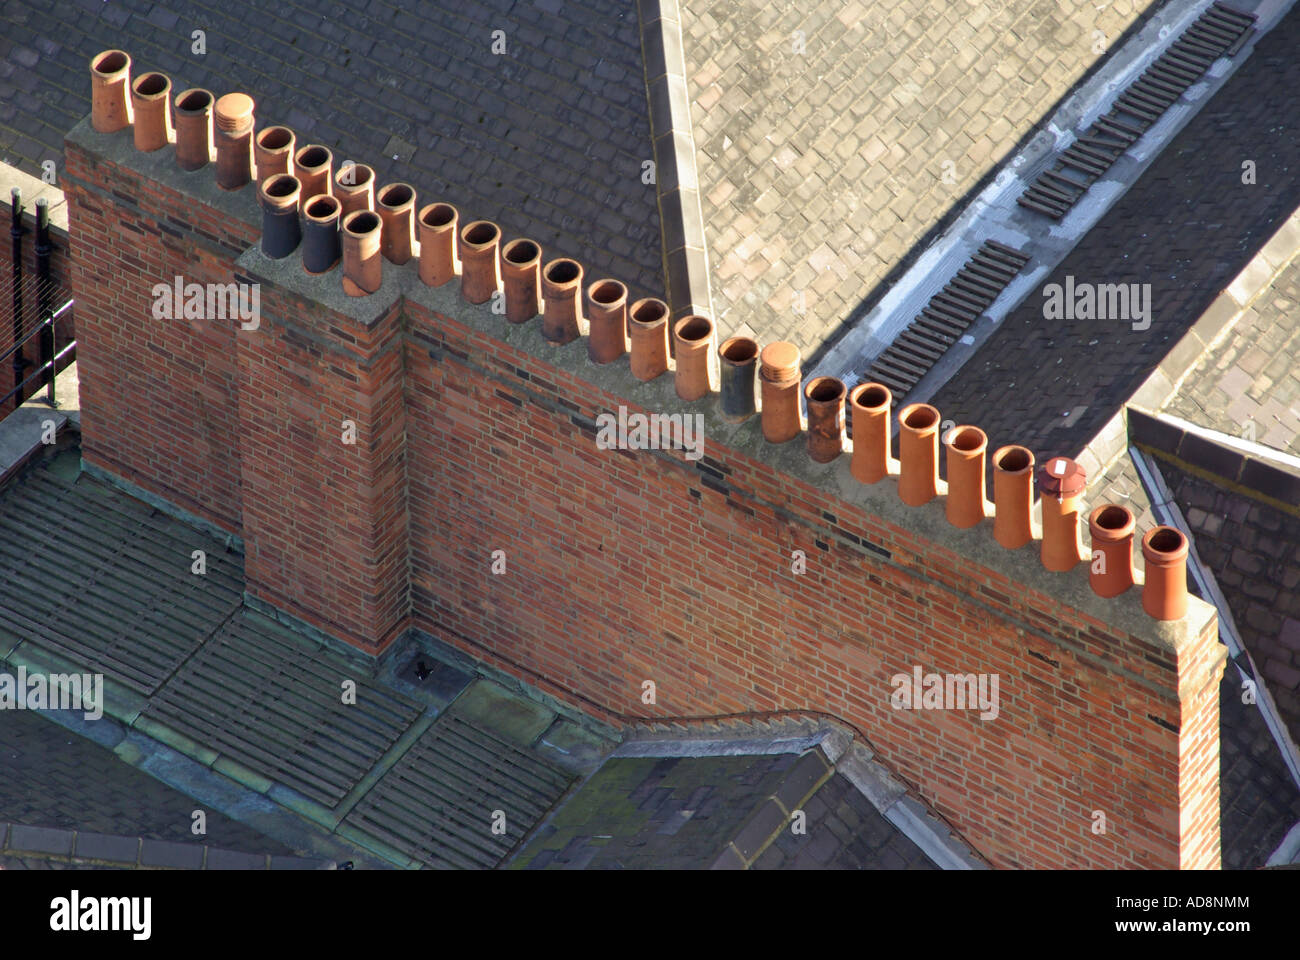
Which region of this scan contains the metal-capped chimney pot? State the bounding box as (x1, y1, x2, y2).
(417, 203, 458, 287)
(992, 445, 1035, 549)
(341, 209, 382, 296)
(759, 341, 802, 444)
(628, 298, 670, 380)
(376, 183, 417, 265)
(541, 258, 584, 345)
(258, 173, 302, 260)
(130, 72, 172, 152)
(173, 88, 213, 170)
(294, 145, 333, 203)
(897, 403, 940, 506)
(1089, 504, 1136, 598)
(254, 126, 295, 183)
(1037, 456, 1087, 572)
(848, 383, 891, 484)
(501, 238, 542, 324)
(1142, 526, 1189, 621)
(586, 279, 628, 364)
(335, 162, 375, 218)
(301, 194, 342, 274)
(944, 425, 988, 528)
(213, 93, 255, 190)
(673, 315, 716, 401)
(90, 50, 133, 133)
(718, 336, 759, 422)
(459, 221, 501, 304)
(804, 376, 846, 463)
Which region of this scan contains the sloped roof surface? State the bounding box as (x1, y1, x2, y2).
(685, 0, 1171, 356)
(930, 5, 1300, 464)
(1162, 255, 1300, 454)
(0, 707, 293, 868)
(510, 751, 936, 869)
(0, 0, 664, 301)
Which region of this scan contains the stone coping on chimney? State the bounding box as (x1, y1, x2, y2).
(67, 115, 1217, 665)
(66, 117, 259, 234)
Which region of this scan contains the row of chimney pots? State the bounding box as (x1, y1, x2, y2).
(90, 50, 1191, 623)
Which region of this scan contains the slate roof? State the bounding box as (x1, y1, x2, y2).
(0, 706, 297, 869)
(510, 749, 937, 869)
(0, 0, 663, 302)
(1161, 255, 1300, 455)
(685, 0, 1170, 357)
(929, 5, 1300, 466)
(0, 446, 607, 870)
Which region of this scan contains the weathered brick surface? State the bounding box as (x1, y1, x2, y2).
(64, 124, 1226, 870)
(404, 297, 1222, 869)
(62, 147, 254, 533)
(235, 283, 410, 652)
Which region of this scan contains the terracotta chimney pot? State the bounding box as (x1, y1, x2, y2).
(501, 239, 543, 324)
(804, 376, 846, 463)
(759, 342, 802, 444)
(944, 424, 988, 528)
(90, 50, 133, 133)
(334, 162, 375, 218)
(376, 183, 417, 265)
(586, 280, 628, 364)
(673, 315, 716, 401)
(459, 221, 501, 305)
(417, 203, 459, 287)
(629, 298, 670, 381)
(1038, 456, 1087, 572)
(1142, 526, 1190, 621)
(992, 445, 1035, 549)
(130, 72, 172, 152)
(293, 144, 333, 203)
(1089, 504, 1137, 598)
(254, 126, 295, 182)
(897, 403, 941, 506)
(848, 383, 891, 484)
(541, 258, 584, 345)
(213, 93, 255, 190)
(173, 88, 213, 170)
(341, 209, 383, 296)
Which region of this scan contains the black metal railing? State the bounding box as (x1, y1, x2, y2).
(3, 186, 76, 412)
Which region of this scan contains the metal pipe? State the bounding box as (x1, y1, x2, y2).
(35, 197, 53, 404)
(9, 188, 23, 409)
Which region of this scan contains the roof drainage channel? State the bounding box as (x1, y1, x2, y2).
(1019, 2, 1257, 220)
(812, 0, 1292, 417)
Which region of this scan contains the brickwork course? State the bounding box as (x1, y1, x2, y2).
(930, 4, 1300, 465)
(683, 0, 1171, 356)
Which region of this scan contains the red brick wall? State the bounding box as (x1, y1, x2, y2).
(236, 284, 410, 653)
(63, 132, 1226, 870)
(404, 300, 1223, 870)
(62, 148, 252, 534)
